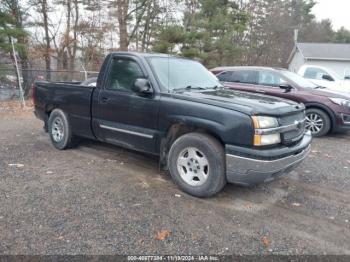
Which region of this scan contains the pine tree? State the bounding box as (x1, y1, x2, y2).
(0, 4, 29, 94)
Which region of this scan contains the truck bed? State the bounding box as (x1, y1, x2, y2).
(34, 81, 96, 139)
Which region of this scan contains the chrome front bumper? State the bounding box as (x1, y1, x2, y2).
(226, 132, 312, 186)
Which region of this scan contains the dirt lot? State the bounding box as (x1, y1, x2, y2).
(1, 105, 350, 255)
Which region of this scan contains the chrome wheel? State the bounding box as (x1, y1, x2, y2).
(306, 113, 324, 134)
(51, 117, 64, 142)
(176, 147, 209, 187)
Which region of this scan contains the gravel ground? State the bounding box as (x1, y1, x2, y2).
(0, 110, 350, 255)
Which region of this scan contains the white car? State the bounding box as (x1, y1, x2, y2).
(298, 65, 350, 93)
(80, 77, 97, 87)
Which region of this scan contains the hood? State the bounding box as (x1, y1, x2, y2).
(172, 89, 304, 116)
(339, 80, 350, 89)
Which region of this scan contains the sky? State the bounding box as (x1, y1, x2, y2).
(312, 0, 350, 30)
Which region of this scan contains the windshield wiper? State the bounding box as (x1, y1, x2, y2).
(172, 86, 207, 92)
(212, 85, 224, 90)
(186, 85, 224, 90)
(172, 85, 223, 92)
(185, 85, 207, 90)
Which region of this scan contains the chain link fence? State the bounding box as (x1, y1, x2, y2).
(0, 68, 99, 102)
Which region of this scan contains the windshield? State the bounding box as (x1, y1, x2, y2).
(147, 57, 222, 91)
(324, 67, 341, 80)
(279, 70, 319, 89)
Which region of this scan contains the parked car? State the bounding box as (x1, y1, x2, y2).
(298, 65, 350, 93)
(33, 53, 311, 197)
(212, 66, 350, 137)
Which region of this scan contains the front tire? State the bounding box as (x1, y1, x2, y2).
(305, 108, 331, 137)
(48, 109, 76, 150)
(168, 133, 226, 197)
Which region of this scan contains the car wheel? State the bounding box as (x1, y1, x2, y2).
(48, 109, 76, 150)
(168, 132, 226, 197)
(305, 108, 331, 137)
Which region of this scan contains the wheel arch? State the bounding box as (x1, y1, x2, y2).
(304, 102, 335, 131)
(43, 104, 63, 132)
(159, 122, 224, 169)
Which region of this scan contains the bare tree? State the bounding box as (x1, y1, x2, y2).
(31, 0, 52, 79)
(40, 0, 51, 79)
(109, 0, 148, 51)
(116, 0, 129, 50)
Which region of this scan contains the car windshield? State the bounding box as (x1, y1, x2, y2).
(279, 70, 319, 89)
(147, 57, 222, 91)
(325, 67, 341, 80)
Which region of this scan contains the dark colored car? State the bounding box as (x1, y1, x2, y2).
(33, 53, 311, 197)
(212, 66, 350, 137)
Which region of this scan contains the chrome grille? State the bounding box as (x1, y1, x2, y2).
(279, 112, 305, 145)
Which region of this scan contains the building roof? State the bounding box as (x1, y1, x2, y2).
(294, 43, 350, 61)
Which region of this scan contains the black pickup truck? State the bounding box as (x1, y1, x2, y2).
(34, 52, 312, 197)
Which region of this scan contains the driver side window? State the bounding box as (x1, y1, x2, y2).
(106, 58, 144, 91)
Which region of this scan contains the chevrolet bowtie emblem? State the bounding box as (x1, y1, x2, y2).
(294, 120, 302, 128)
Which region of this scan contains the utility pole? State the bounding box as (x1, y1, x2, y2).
(294, 29, 299, 44)
(11, 37, 26, 108)
(81, 64, 88, 80)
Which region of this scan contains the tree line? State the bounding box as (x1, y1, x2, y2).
(1, 0, 350, 94)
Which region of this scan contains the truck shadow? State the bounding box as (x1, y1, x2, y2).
(75, 137, 285, 202)
(76, 137, 170, 180)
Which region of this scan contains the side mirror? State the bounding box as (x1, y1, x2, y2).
(344, 76, 350, 80)
(279, 83, 293, 92)
(132, 78, 153, 95)
(322, 74, 334, 81)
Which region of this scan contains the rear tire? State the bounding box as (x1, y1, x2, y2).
(305, 108, 331, 137)
(168, 132, 226, 197)
(48, 109, 76, 150)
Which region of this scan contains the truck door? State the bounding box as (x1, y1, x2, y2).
(92, 56, 160, 154)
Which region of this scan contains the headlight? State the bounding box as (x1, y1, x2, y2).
(252, 116, 279, 129)
(254, 133, 281, 146)
(252, 116, 281, 146)
(330, 98, 350, 107)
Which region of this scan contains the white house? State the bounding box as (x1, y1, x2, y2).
(288, 43, 350, 78)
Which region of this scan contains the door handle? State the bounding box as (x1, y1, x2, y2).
(100, 97, 109, 104)
(256, 89, 266, 93)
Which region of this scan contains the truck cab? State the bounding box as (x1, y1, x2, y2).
(34, 52, 312, 197)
